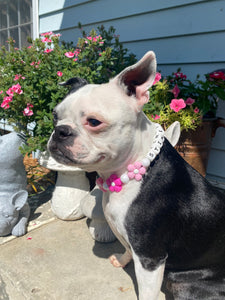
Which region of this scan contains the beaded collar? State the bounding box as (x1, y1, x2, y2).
(96, 124, 165, 193)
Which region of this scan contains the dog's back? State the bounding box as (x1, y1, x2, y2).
(125, 138, 225, 299)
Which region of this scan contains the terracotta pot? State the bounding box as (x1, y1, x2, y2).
(175, 118, 225, 176)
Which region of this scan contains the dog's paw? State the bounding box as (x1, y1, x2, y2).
(110, 254, 124, 268)
(109, 251, 132, 268)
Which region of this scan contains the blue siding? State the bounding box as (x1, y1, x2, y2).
(39, 0, 225, 77)
(38, 0, 225, 185)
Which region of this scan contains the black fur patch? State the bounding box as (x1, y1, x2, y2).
(124, 139, 225, 298)
(59, 77, 88, 95)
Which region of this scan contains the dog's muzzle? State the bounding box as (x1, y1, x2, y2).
(48, 125, 78, 163)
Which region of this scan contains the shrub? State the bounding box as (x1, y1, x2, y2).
(0, 25, 136, 154)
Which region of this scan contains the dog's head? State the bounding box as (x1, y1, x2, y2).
(48, 51, 156, 172)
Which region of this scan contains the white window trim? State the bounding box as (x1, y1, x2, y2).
(32, 0, 39, 39)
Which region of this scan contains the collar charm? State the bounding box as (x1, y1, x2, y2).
(96, 124, 164, 193)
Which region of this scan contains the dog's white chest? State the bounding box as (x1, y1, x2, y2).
(103, 181, 141, 243)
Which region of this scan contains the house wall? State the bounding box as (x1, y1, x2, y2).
(39, 0, 225, 186)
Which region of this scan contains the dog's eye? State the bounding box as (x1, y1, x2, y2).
(87, 118, 102, 127)
(53, 110, 58, 127)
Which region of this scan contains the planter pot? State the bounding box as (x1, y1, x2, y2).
(175, 118, 225, 176)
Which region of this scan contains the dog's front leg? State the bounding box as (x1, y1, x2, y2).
(132, 252, 165, 300)
(106, 218, 132, 267)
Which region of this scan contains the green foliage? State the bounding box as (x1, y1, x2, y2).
(144, 69, 225, 131)
(0, 26, 136, 154)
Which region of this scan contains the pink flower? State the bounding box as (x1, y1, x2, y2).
(65, 51, 75, 58)
(174, 72, 187, 79)
(153, 72, 161, 85)
(23, 103, 34, 116)
(7, 84, 23, 96)
(153, 114, 160, 120)
(171, 84, 180, 98)
(14, 74, 20, 80)
(52, 33, 61, 37)
(74, 49, 81, 56)
(42, 38, 52, 43)
(6, 88, 14, 96)
(86, 35, 103, 44)
(209, 71, 225, 81)
(185, 97, 195, 105)
(194, 107, 200, 113)
(127, 162, 146, 181)
(1, 96, 13, 109)
(27, 45, 33, 49)
(57, 71, 63, 77)
(44, 48, 53, 53)
(0, 90, 3, 94)
(106, 174, 123, 192)
(41, 31, 53, 36)
(30, 61, 35, 66)
(170, 99, 186, 112)
(12, 83, 23, 94)
(73, 58, 78, 62)
(14, 74, 25, 81)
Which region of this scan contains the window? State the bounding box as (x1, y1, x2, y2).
(0, 0, 34, 49)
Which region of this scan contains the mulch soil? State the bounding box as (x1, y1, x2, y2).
(23, 154, 56, 195)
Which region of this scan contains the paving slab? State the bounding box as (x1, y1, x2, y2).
(0, 187, 165, 300)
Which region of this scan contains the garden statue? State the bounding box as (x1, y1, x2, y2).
(39, 152, 116, 242)
(0, 132, 30, 236)
(39, 151, 89, 220)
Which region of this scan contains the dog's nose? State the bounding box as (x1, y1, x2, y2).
(53, 125, 74, 141)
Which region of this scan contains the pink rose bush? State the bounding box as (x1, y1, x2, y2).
(143, 68, 225, 131)
(0, 25, 136, 154)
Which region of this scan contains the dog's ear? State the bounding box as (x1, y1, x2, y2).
(164, 121, 181, 147)
(113, 51, 156, 108)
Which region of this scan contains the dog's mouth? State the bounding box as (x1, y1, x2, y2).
(48, 139, 106, 168)
(48, 142, 76, 165)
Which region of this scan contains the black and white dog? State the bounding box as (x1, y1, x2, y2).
(48, 51, 225, 299)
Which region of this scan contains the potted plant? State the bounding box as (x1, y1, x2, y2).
(143, 70, 225, 175)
